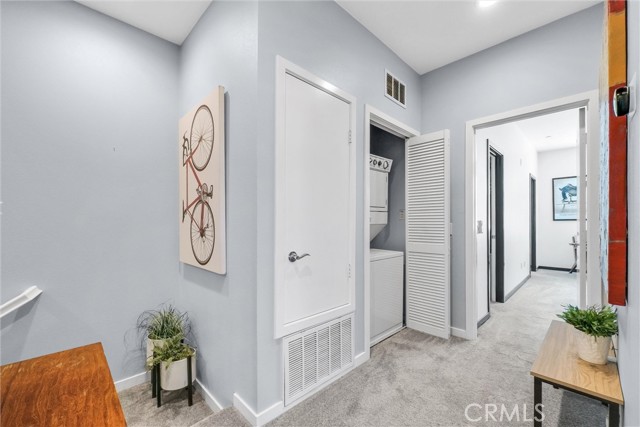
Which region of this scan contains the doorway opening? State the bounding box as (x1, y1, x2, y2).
(530, 174, 537, 273)
(369, 124, 406, 347)
(466, 91, 600, 339)
(489, 148, 504, 304)
(363, 106, 451, 363)
(477, 109, 582, 328)
(362, 106, 418, 363)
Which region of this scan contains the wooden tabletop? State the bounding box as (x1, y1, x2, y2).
(531, 320, 624, 405)
(1, 342, 127, 426)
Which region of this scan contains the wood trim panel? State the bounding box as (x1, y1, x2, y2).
(601, 0, 628, 306)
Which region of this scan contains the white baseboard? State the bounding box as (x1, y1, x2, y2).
(233, 393, 284, 427)
(114, 371, 149, 392)
(451, 326, 472, 340)
(354, 351, 369, 368)
(195, 379, 224, 412)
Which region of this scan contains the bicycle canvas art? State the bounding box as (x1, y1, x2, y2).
(179, 86, 226, 274)
(552, 176, 577, 221)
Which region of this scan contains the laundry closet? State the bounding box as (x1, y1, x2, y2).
(369, 125, 406, 346)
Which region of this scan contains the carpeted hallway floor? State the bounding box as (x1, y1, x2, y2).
(120, 270, 607, 426)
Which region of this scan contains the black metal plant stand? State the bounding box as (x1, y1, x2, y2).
(152, 355, 193, 408)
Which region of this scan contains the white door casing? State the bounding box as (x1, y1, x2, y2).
(465, 90, 600, 341)
(274, 57, 356, 339)
(363, 105, 419, 361)
(578, 107, 588, 307)
(405, 130, 451, 339)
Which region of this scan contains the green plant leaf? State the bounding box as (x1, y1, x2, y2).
(557, 304, 618, 338)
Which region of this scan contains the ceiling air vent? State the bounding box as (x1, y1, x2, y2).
(385, 70, 406, 108)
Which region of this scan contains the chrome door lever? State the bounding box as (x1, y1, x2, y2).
(288, 251, 310, 262)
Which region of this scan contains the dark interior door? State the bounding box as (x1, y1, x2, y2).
(490, 148, 505, 303)
(530, 175, 537, 272)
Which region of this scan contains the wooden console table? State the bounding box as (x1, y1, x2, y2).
(1, 342, 127, 426)
(530, 320, 623, 427)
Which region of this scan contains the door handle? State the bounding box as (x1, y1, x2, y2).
(289, 251, 310, 262)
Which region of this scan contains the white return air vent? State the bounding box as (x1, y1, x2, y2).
(385, 69, 406, 108)
(284, 314, 354, 406)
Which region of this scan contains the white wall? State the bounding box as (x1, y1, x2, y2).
(477, 123, 538, 298)
(421, 5, 603, 330)
(537, 148, 578, 269)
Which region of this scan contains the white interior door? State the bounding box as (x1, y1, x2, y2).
(405, 130, 451, 339)
(274, 59, 356, 338)
(475, 137, 489, 322)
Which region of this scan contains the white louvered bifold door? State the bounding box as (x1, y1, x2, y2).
(405, 130, 451, 339)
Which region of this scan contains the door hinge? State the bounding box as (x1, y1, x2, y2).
(348, 264, 352, 279)
(348, 130, 352, 144)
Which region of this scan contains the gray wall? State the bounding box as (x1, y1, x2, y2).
(618, 1, 640, 424)
(421, 5, 603, 330)
(0, 1, 179, 381)
(255, 1, 422, 412)
(370, 126, 406, 253)
(178, 1, 259, 408)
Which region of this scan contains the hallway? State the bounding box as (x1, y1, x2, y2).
(121, 270, 606, 426)
(268, 269, 605, 426)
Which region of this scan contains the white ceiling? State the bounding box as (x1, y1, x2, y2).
(76, 0, 212, 46)
(75, 0, 599, 74)
(515, 108, 579, 152)
(336, 0, 600, 74)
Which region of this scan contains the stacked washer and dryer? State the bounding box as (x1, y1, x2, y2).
(369, 154, 404, 346)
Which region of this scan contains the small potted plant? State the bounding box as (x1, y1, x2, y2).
(136, 304, 191, 362)
(146, 336, 196, 391)
(557, 304, 618, 365)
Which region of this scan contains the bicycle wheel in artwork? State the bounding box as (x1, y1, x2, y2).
(179, 86, 226, 274)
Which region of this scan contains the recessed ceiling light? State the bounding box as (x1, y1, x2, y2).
(478, 1, 498, 8)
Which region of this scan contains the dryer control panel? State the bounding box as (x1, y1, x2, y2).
(369, 154, 393, 172)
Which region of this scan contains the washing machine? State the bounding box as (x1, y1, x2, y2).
(370, 248, 404, 346)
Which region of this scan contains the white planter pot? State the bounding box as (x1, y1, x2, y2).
(575, 330, 611, 365)
(159, 352, 196, 391)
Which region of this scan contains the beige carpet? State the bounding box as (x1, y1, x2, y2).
(119, 383, 214, 427)
(121, 270, 607, 426)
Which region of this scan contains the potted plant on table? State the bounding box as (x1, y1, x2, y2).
(557, 304, 618, 365)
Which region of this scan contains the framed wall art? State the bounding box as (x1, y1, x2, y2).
(552, 176, 577, 221)
(179, 86, 226, 274)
